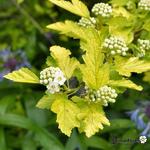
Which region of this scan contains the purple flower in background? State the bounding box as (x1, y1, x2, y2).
(0, 49, 30, 81)
(127, 101, 150, 137)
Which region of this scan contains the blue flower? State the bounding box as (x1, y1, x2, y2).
(141, 123, 150, 137)
(127, 101, 150, 137)
(0, 49, 31, 81)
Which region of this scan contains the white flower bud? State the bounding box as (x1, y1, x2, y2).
(138, 0, 150, 11)
(103, 36, 129, 56)
(92, 3, 112, 17)
(78, 17, 96, 28)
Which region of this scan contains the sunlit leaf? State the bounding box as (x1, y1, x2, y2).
(50, 46, 79, 79)
(49, 0, 90, 17)
(4, 68, 39, 83)
(108, 80, 143, 91)
(114, 56, 150, 77)
(51, 94, 80, 136)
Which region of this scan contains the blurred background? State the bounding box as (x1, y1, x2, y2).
(0, 0, 150, 150)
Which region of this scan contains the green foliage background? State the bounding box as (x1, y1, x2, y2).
(0, 0, 150, 150)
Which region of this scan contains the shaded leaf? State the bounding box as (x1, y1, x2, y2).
(36, 94, 55, 109)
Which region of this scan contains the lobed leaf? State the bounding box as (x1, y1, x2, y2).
(36, 94, 55, 109)
(51, 94, 80, 136)
(77, 102, 110, 137)
(108, 80, 143, 91)
(50, 46, 79, 79)
(49, 0, 90, 17)
(4, 68, 39, 83)
(114, 56, 150, 77)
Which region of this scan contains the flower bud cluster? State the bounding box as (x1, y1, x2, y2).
(92, 3, 112, 17)
(136, 39, 150, 57)
(103, 36, 129, 56)
(138, 0, 150, 11)
(40, 67, 66, 94)
(138, 39, 150, 51)
(85, 85, 118, 106)
(78, 17, 96, 28)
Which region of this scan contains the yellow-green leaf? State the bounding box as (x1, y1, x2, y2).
(81, 63, 109, 89)
(36, 95, 55, 109)
(47, 20, 88, 40)
(4, 68, 39, 83)
(115, 56, 150, 77)
(50, 46, 79, 79)
(49, 0, 90, 17)
(77, 102, 110, 137)
(108, 80, 143, 91)
(143, 71, 150, 83)
(51, 94, 80, 136)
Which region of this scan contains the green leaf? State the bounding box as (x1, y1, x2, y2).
(51, 94, 80, 136)
(143, 18, 150, 32)
(101, 119, 135, 133)
(50, 46, 79, 79)
(114, 56, 150, 77)
(82, 135, 114, 150)
(76, 101, 110, 137)
(0, 113, 64, 150)
(143, 71, 150, 83)
(110, 0, 129, 6)
(46, 56, 57, 67)
(49, 0, 90, 17)
(36, 94, 55, 109)
(0, 128, 6, 150)
(108, 80, 143, 91)
(4, 68, 39, 84)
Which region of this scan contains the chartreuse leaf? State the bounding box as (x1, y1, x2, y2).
(4, 68, 39, 83)
(108, 80, 143, 91)
(51, 94, 80, 136)
(81, 63, 109, 89)
(50, 46, 79, 79)
(36, 94, 55, 109)
(49, 0, 90, 17)
(110, 0, 129, 6)
(77, 102, 110, 137)
(48, 21, 109, 89)
(72, 97, 110, 137)
(80, 29, 109, 89)
(47, 20, 88, 40)
(109, 16, 134, 43)
(114, 56, 150, 77)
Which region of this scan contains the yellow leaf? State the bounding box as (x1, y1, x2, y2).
(51, 94, 80, 136)
(4, 68, 39, 84)
(50, 46, 79, 79)
(49, 0, 90, 17)
(108, 80, 143, 91)
(77, 102, 110, 137)
(115, 56, 150, 77)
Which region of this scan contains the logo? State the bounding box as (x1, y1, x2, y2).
(139, 136, 147, 144)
